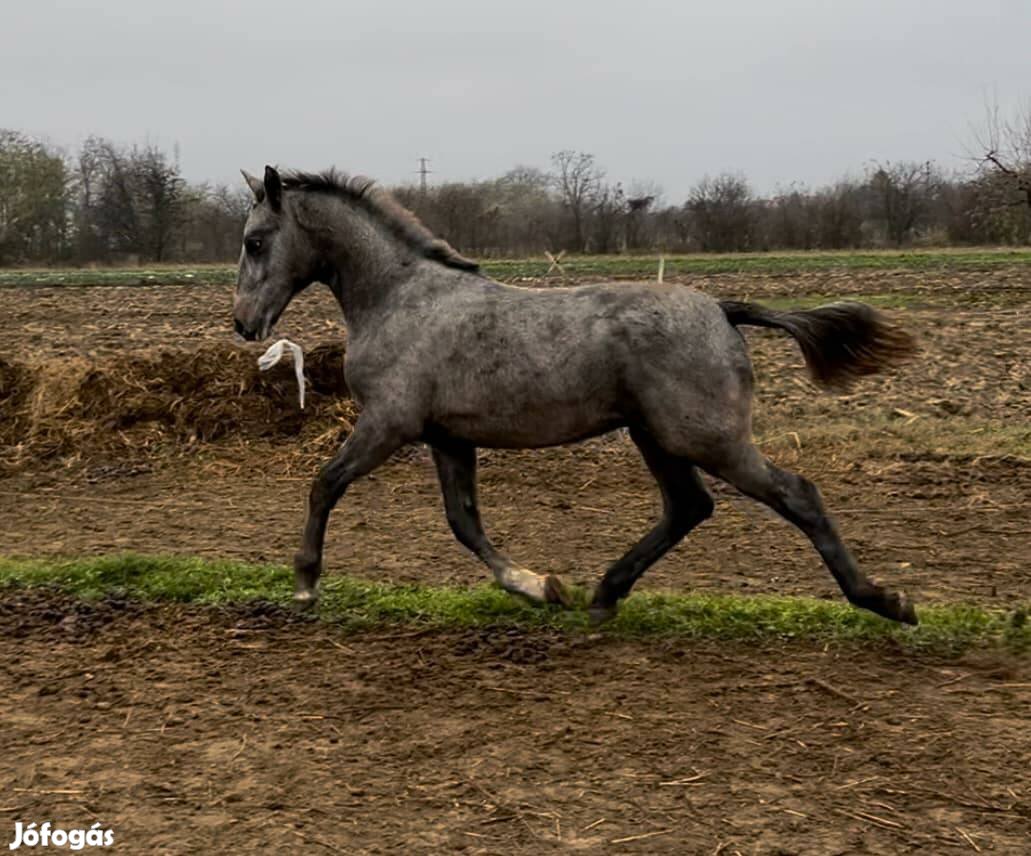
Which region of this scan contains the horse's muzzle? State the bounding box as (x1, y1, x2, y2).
(234, 317, 259, 341)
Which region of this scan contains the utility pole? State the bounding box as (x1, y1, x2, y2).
(417, 157, 431, 194)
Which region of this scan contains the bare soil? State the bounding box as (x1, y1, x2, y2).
(1, 594, 1028, 854)
(3, 267, 1029, 362)
(2, 268, 1029, 853)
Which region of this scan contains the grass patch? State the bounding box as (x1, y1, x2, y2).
(0, 554, 1026, 654)
(3, 248, 1031, 288)
(0, 265, 235, 288)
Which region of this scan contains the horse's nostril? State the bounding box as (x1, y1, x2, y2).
(234, 318, 251, 339)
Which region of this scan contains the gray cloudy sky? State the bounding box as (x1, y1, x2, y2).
(3, 0, 1028, 200)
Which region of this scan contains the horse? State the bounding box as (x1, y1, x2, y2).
(233, 165, 918, 626)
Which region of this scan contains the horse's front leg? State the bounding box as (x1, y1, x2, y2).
(431, 440, 572, 607)
(294, 413, 406, 605)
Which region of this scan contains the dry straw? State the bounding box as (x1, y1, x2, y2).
(0, 343, 356, 470)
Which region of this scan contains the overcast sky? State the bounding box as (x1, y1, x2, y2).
(3, 0, 1028, 200)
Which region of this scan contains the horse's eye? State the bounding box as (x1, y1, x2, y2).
(245, 236, 263, 256)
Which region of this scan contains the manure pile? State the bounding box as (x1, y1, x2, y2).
(0, 343, 355, 468)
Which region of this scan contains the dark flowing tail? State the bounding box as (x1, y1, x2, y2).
(719, 300, 917, 390)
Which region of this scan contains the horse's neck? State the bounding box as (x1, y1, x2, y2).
(316, 198, 418, 330)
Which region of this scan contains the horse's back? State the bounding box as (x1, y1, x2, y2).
(518, 280, 755, 454)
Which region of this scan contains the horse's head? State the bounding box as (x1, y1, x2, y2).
(233, 166, 320, 341)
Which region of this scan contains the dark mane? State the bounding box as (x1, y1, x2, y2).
(280, 169, 480, 273)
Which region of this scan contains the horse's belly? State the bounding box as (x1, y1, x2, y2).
(434, 394, 623, 449)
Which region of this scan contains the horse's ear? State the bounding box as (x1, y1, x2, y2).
(264, 165, 283, 211)
(241, 169, 265, 202)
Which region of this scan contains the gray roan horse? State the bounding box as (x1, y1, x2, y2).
(234, 166, 918, 626)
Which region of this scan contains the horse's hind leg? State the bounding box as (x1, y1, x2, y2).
(588, 427, 714, 624)
(707, 444, 917, 625)
(431, 440, 572, 607)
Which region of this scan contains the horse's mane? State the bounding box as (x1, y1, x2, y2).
(280, 169, 480, 273)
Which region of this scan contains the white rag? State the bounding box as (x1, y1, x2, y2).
(257, 339, 306, 409)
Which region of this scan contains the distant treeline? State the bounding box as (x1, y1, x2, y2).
(1, 118, 1029, 265)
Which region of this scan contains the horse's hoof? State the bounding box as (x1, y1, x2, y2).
(293, 589, 319, 611)
(588, 603, 618, 626)
(858, 588, 918, 626)
(544, 574, 574, 608)
(897, 592, 918, 626)
(504, 566, 573, 608)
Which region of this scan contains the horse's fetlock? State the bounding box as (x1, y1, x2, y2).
(294, 552, 322, 589)
(849, 582, 887, 608)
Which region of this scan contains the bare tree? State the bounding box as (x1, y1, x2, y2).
(214, 184, 252, 243)
(591, 182, 625, 254)
(178, 182, 251, 261)
(971, 97, 1031, 210)
(74, 136, 106, 261)
(10, 124, 1031, 264)
(812, 179, 864, 249)
(551, 150, 603, 252)
(134, 144, 186, 261)
(866, 161, 942, 247)
(88, 141, 186, 261)
(496, 166, 563, 253)
(687, 173, 755, 252)
(763, 183, 819, 250)
(501, 165, 552, 193)
(92, 139, 142, 257)
(625, 179, 660, 250)
(966, 98, 1031, 243)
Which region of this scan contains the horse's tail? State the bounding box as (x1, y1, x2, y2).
(719, 299, 916, 390)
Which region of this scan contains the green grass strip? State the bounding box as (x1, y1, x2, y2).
(1, 554, 1026, 654)
(3, 248, 1031, 288)
(485, 249, 1031, 278)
